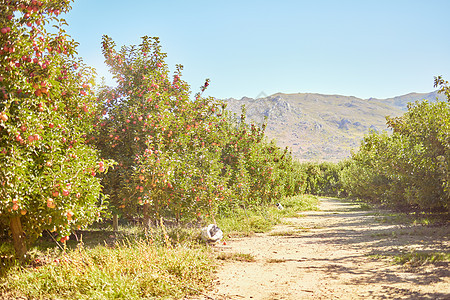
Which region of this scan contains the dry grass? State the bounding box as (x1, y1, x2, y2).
(216, 252, 256, 262)
(0, 238, 214, 299)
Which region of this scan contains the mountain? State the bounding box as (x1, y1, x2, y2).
(222, 91, 446, 162)
(369, 91, 444, 110)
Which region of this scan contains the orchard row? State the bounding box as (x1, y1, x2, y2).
(0, 1, 304, 258)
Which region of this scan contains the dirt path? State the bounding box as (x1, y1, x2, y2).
(194, 198, 449, 300)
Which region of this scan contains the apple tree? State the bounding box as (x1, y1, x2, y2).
(96, 35, 230, 224)
(0, 0, 111, 259)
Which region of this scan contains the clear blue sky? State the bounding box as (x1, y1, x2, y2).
(64, 0, 450, 100)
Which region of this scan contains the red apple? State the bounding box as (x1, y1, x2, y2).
(0, 112, 8, 122)
(47, 198, 55, 208)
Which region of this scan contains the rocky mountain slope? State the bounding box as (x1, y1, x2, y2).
(223, 91, 445, 161)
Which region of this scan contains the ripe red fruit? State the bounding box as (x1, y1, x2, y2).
(47, 198, 55, 208)
(0, 112, 8, 122)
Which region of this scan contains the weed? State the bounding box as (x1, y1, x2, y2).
(368, 251, 450, 270)
(393, 251, 450, 267)
(268, 231, 302, 236)
(216, 252, 255, 262)
(266, 258, 287, 263)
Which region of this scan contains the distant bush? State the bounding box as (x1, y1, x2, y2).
(299, 161, 349, 197)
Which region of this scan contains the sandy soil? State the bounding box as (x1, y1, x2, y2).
(190, 198, 449, 300)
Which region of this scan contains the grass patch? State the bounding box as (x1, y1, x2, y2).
(216, 252, 255, 262)
(369, 251, 450, 270)
(266, 258, 287, 263)
(348, 198, 374, 210)
(216, 194, 319, 236)
(216, 209, 278, 237)
(393, 251, 450, 267)
(268, 230, 302, 236)
(373, 211, 449, 226)
(278, 194, 320, 215)
(1, 222, 215, 299)
(298, 225, 323, 230)
(370, 231, 399, 238)
(268, 227, 311, 236)
(0, 238, 214, 300)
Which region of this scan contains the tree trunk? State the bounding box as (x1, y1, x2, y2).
(113, 214, 118, 232)
(10, 216, 27, 261)
(143, 203, 151, 228)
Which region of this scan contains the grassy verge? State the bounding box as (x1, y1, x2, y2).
(1, 238, 214, 300)
(216, 194, 319, 236)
